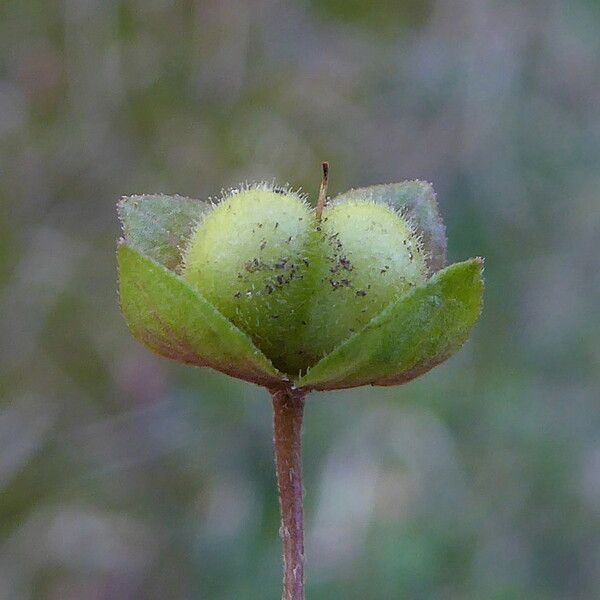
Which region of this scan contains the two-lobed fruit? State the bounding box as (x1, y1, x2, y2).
(183, 186, 427, 376)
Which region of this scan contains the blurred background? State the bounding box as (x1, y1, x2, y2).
(1, 0, 599, 598)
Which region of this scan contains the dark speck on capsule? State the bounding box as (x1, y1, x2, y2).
(340, 257, 353, 271)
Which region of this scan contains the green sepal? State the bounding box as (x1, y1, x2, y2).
(332, 181, 447, 273)
(118, 194, 210, 271)
(118, 243, 284, 387)
(296, 258, 483, 391)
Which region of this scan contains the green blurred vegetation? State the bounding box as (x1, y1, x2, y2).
(1, 1, 599, 598)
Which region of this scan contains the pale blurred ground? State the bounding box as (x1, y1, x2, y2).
(1, 1, 600, 599)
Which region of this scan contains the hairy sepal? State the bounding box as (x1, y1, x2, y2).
(118, 194, 211, 272)
(118, 243, 284, 387)
(296, 258, 484, 390)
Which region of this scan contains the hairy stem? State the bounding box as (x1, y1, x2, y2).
(271, 387, 306, 600)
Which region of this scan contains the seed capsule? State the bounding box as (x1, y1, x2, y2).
(183, 188, 427, 375)
(183, 187, 312, 373)
(295, 201, 427, 369)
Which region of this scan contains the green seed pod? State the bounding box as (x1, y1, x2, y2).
(183, 186, 313, 373)
(181, 187, 431, 377)
(297, 201, 428, 370)
(117, 175, 483, 390)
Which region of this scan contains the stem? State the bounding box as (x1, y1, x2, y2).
(271, 387, 306, 600)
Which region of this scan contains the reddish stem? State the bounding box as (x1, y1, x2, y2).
(271, 387, 306, 600)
